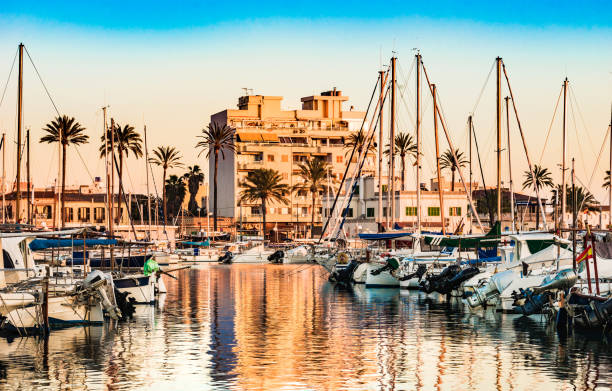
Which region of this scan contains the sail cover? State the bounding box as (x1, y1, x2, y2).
(423, 222, 501, 249)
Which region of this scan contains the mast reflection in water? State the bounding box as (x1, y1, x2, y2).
(0, 264, 610, 390)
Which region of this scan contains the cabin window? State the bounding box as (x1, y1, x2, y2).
(367, 208, 375, 218)
(428, 207, 440, 217)
(449, 207, 462, 216)
(406, 207, 417, 216)
(2, 250, 14, 269)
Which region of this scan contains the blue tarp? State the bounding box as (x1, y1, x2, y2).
(29, 239, 118, 251)
(358, 232, 414, 241)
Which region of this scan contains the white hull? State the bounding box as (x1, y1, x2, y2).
(0, 292, 36, 316)
(233, 252, 273, 263)
(2, 296, 103, 330)
(365, 263, 399, 287)
(114, 274, 155, 304)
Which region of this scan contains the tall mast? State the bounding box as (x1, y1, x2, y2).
(103, 107, 110, 230)
(110, 118, 116, 232)
(571, 157, 576, 271)
(1, 133, 4, 223)
(433, 84, 445, 234)
(416, 53, 422, 234)
(16, 43, 24, 224)
(561, 77, 568, 230)
(390, 56, 397, 228)
(505, 97, 515, 232)
(468, 116, 473, 234)
(144, 125, 152, 237)
(378, 70, 385, 232)
(26, 129, 30, 224)
(495, 56, 502, 226)
(609, 103, 612, 229)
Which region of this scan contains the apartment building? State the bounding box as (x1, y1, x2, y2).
(210, 90, 371, 238)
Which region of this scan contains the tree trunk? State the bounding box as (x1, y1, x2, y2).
(213, 149, 219, 232)
(401, 155, 406, 191)
(61, 143, 67, 228)
(162, 168, 167, 226)
(261, 198, 267, 241)
(311, 191, 316, 238)
(451, 168, 456, 191)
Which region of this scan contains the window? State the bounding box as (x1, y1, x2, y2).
(449, 207, 462, 216)
(353, 185, 359, 195)
(405, 207, 417, 216)
(251, 206, 261, 215)
(345, 208, 354, 218)
(282, 173, 288, 180)
(64, 207, 74, 222)
(254, 153, 263, 162)
(301, 207, 308, 215)
(281, 155, 289, 162)
(281, 207, 289, 215)
(383, 207, 387, 217)
(269, 207, 275, 214)
(367, 208, 375, 218)
(428, 207, 440, 217)
(78, 207, 91, 222)
(43, 205, 52, 219)
(336, 155, 343, 163)
(267, 154, 275, 162)
(94, 207, 105, 222)
(382, 185, 388, 193)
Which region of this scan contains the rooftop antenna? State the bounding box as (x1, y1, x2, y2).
(242, 88, 253, 96)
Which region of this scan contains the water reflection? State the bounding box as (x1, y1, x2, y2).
(0, 264, 609, 390)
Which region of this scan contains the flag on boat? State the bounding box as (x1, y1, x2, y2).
(576, 246, 592, 264)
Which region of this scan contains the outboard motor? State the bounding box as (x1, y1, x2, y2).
(399, 264, 427, 281)
(446, 267, 480, 292)
(420, 264, 461, 294)
(218, 251, 233, 264)
(267, 250, 285, 264)
(465, 269, 515, 310)
(513, 269, 578, 316)
(370, 258, 400, 276)
(330, 260, 360, 285)
(573, 296, 612, 330)
(82, 270, 122, 320)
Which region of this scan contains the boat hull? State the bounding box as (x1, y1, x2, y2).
(365, 263, 399, 288)
(114, 275, 155, 304)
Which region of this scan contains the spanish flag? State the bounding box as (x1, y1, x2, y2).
(576, 245, 593, 264)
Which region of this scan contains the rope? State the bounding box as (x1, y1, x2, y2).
(537, 87, 563, 165)
(470, 59, 496, 116)
(0, 47, 17, 110)
(24, 47, 61, 116)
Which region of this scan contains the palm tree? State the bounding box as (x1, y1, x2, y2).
(240, 168, 289, 240)
(603, 170, 610, 189)
(439, 148, 468, 191)
(293, 158, 331, 238)
(40, 115, 89, 228)
(196, 122, 236, 232)
(150, 146, 183, 226)
(522, 165, 554, 229)
(183, 165, 204, 214)
(100, 122, 143, 223)
(554, 184, 600, 217)
(384, 133, 417, 191)
(165, 175, 187, 220)
(345, 129, 376, 157)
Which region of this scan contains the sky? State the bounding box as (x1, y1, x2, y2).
(0, 1, 610, 202)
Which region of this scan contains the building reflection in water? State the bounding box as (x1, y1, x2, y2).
(0, 264, 609, 390)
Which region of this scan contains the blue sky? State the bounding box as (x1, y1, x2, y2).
(0, 1, 610, 200)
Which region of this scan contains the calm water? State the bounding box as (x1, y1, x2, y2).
(0, 264, 611, 390)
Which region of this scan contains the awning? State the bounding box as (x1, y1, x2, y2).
(29, 238, 118, 251)
(260, 133, 279, 142)
(237, 132, 263, 142)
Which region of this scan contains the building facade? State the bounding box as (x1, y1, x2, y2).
(210, 90, 370, 238)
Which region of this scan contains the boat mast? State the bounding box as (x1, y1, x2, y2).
(1, 133, 4, 224)
(110, 118, 116, 229)
(609, 103, 612, 229)
(103, 106, 111, 232)
(561, 77, 568, 231)
(468, 116, 473, 234)
(390, 56, 397, 228)
(505, 97, 515, 232)
(496, 56, 502, 226)
(416, 52, 422, 234)
(144, 124, 152, 238)
(26, 128, 30, 224)
(378, 70, 385, 232)
(16, 43, 24, 224)
(571, 157, 576, 271)
(433, 84, 445, 234)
